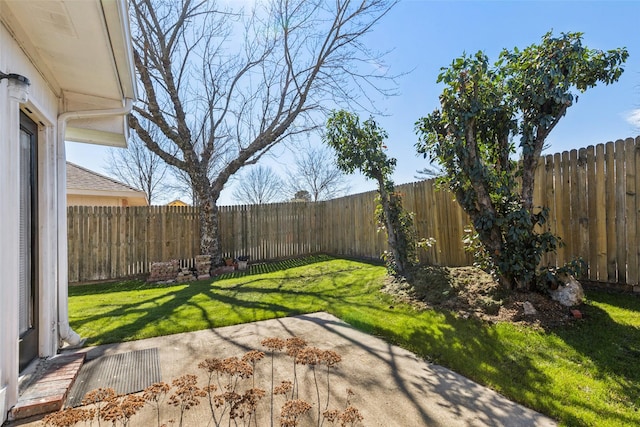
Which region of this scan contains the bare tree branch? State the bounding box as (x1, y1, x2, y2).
(105, 133, 170, 204)
(129, 0, 398, 261)
(232, 166, 284, 204)
(286, 144, 349, 201)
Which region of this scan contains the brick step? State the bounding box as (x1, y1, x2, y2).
(9, 353, 85, 421)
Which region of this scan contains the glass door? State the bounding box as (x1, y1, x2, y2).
(18, 111, 38, 371)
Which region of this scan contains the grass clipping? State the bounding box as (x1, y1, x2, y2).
(383, 265, 572, 329)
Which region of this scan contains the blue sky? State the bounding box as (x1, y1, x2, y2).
(67, 0, 640, 205)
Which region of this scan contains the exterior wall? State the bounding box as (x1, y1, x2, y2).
(67, 194, 147, 207)
(0, 21, 61, 423)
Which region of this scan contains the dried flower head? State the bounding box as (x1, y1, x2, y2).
(198, 357, 224, 374)
(143, 381, 171, 402)
(101, 398, 125, 424)
(261, 337, 286, 351)
(274, 380, 293, 396)
(344, 388, 357, 407)
(120, 394, 147, 419)
(168, 374, 206, 411)
(242, 387, 266, 406)
(228, 388, 266, 420)
(295, 346, 324, 366)
(321, 350, 342, 367)
(42, 407, 95, 427)
(280, 399, 312, 426)
(82, 387, 117, 406)
(203, 384, 218, 393)
(222, 391, 243, 419)
(242, 350, 265, 364)
(322, 409, 340, 423)
(219, 356, 253, 378)
(285, 337, 308, 357)
(338, 405, 364, 425)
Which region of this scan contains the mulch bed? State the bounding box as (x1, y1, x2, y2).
(382, 265, 578, 330)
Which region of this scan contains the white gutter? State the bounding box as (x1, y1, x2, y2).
(56, 98, 134, 347)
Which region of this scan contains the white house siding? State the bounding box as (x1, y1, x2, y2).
(0, 21, 64, 423)
(1, 0, 135, 420)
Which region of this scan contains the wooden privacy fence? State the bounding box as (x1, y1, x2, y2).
(68, 137, 640, 286)
(533, 137, 640, 285)
(67, 206, 200, 282)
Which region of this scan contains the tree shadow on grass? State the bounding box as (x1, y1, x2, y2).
(70, 258, 380, 346)
(211, 254, 339, 281)
(69, 254, 341, 297)
(549, 291, 640, 426)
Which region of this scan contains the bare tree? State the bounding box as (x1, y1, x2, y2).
(105, 134, 169, 204)
(128, 0, 397, 262)
(413, 165, 442, 181)
(165, 168, 200, 206)
(286, 144, 348, 201)
(233, 165, 284, 204)
(291, 190, 312, 202)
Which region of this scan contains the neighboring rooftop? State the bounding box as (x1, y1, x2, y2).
(66, 162, 148, 207)
(167, 199, 189, 207)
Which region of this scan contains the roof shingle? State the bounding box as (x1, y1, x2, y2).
(66, 162, 144, 194)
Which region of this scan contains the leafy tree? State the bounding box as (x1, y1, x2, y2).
(415, 32, 628, 291)
(286, 145, 349, 201)
(324, 110, 417, 276)
(232, 166, 284, 205)
(128, 0, 397, 263)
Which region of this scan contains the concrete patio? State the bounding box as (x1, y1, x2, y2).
(8, 312, 556, 426)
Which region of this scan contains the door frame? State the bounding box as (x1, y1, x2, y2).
(18, 110, 39, 371)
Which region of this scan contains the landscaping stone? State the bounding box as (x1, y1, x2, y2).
(523, 301, 537, 316)
(550, 275, 584, 307)
(195, 255, 212, 277)
(147, 260, 179, 282)
(176, 267, 197, 282)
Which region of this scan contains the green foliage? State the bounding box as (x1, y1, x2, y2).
(324, 110, 396, 188)
(416, 31, 628, 290)
(325, 111, 424, 276)
(375, 192, 422, 273)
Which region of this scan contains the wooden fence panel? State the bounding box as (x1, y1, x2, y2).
(594, 144, 607, 280)
(615, 140, 627, 282)
(586, 146, 598, 280)
(68, 137, 640, 286)
(635, 137, 640, 285)
(625, 138, 638, 285)
(605, 142, 617, 281)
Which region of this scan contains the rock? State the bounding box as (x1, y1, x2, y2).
(148, 259, 180, 282)
(550, 274, 584, 307)
(523, 301, 537, 316)
(195, 254, 212, 277)
(176, 267, 196, 282)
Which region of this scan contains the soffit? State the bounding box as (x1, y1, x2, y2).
(1, 0, 136, 105)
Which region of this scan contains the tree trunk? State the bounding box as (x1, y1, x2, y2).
(377, 179, 406, 276)
(198, 196, 221, 264)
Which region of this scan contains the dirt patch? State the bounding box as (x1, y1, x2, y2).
(382, 265, 576, 330)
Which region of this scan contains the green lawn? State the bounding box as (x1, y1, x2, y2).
(69, 255, 640, 426)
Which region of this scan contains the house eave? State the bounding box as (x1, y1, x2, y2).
(1, 0, 137, 146)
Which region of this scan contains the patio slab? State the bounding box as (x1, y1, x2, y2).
(8, 312, 556, 426)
